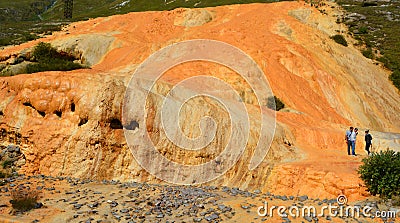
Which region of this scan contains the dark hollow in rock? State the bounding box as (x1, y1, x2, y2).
(110, 119, 123, 129)
(55, 110, 62, 118)
(78, 118, 88, 126)
(71, 103, 75, 112)
(22, 102, 33, 107)
(23, 102, 45, 117)
(37, 110, 45, 117)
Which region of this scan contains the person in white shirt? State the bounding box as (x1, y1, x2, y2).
(349, 128, 358, 156)
(345, 126, 354, 155)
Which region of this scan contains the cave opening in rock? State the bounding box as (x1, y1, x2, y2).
(37, 111, 45, 117)
(110, 119, 123, 129)
(78, 118, 88, 126)
(0, 110, 3, 116)
(55, 110, 62, 118)
(22, 102, 33, 107)
(71, 103, 75, 112)
(23, 102, 45, 117)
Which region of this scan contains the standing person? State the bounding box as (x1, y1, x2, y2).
(365, 130, 373, 155)
(349, 128, 358, 156)
(345, 127, 354, 155)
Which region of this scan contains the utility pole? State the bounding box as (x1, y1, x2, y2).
(64, 0, 73, 19)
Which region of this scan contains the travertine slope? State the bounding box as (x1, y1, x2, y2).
(0, 1, 399, 201)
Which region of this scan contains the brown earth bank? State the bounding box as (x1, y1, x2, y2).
(0, 0, 400, 210)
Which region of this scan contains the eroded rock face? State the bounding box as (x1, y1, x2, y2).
(0, 71, 297, 187)
(174, 8, 215, 27)
(0, 2, 399, 201)
(0, 34, 115, 76)
(51, 34, 116, 66)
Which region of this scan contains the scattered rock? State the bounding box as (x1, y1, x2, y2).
(304, 216, 313, 222)
(241, 204, 249, 209)
(298, 195, 309, 202)
(120, 208, 129, 213)
(34, 202, 43, 209)
(74, 204, 83, 209)
(204, 213, 219, 221)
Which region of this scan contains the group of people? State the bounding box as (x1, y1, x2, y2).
(345, 126, 373, 156)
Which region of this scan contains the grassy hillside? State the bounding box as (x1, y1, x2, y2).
(0, 0, 284, 46)
(335, 0, 400, 90)
(0, 0, 55, 21)
(39, 0, 289, 20)
(0, 0, 60, 46)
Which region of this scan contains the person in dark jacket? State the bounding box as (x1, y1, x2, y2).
(365, 130, 373, 155)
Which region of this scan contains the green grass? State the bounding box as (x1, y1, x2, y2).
(0, 0, 55, 21)
(0, 21, 64, 47)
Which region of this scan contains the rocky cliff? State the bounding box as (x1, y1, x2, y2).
(1, 1, 400, 201)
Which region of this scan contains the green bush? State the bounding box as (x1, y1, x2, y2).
(24, 33, 39, 41)
(331, 34, 348, 47)
(390, 70, 400, 90)
(31, 42, 74, 61)
(2, 160, 13, 169)
(358, 26, 368, 34)
(358, 150, 400, 198)
(362, 1, 378, 7)
(267, 96, 285, 111)
(26, 42, 83, 73)
(362, 48, 374, 59)
(26, 58, 83, 73)
(0, 171, 7, 178)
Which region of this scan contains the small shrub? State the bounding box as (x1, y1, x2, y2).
(26, 58, 83, 73)
(362, 48, 374, 59)
(331, 34, 348, 47)
(358, 26, 368, 34)
(267, 96, 285, 111)
(0, 171, 7, 178)
(26, 42, 83, 74)
(392, 196, 400, 206)
(377, 56, 391, 69)
(362, 1, 378, 7)
(10, 188, 40, 212)
(358, 150, 400, 198)
(24, 33, 38, 41)
(390, 70, 400, 90)
(364, 39, 373, 48)
(2, 160, 13, 169)
(32, 42, 75, 62)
